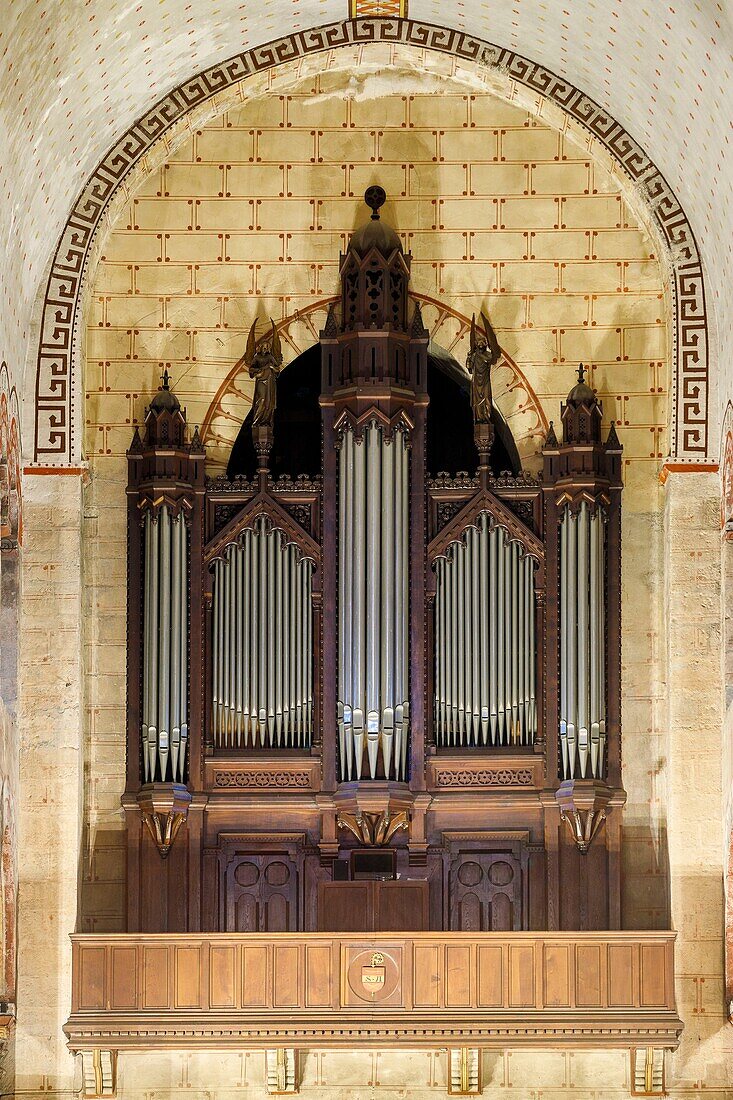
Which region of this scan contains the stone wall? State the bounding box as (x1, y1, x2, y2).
(15, 472, 83, 1100)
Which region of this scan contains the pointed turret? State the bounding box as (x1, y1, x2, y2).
(561, 364, 602, 445)
(144, 368, 186, 447)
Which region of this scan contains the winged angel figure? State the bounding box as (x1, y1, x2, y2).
(467, 311, 502, 424)
(236, 318, 283, 428)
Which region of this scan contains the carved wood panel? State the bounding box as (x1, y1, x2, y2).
(444, 836, 530, 933)
(226, 854, 299, 933)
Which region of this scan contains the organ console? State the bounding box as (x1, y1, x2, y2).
(124, 188, 624, 934)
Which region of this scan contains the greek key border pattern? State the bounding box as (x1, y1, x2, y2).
(34, 17, 708, 462)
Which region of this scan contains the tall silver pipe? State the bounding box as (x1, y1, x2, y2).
(589, 510, 600, 776)
(142, 513, 152, 781)
(178, 516, 187, 778)
(559, 512, 568, 776)
(455, 542, 465, 744)
(393, 430, 404, 769)
(449, 541, 458, 743)
(148, 515, 160, 777)
(479, 514, 489, 743)
(241, 530, 251, 746)
(306, 563, 313, 735)
(170, 513, 182, 776)
(288, 543, 297, 745)
(516, 546, 525, 743)
(267, 530, 276, 745)
(566, 509, 577, 777)
(274, 533, 283, 745)
(301, 563, 310, 741)
(594, 511, 606, 776)
(158, 508, 171, 776)
(366, 424, 381, 778)
(353, 432, 366, 776)
(400, 432, 409, 780)
(511, 541, 519, 743)
(528, 554, 536, 739)
(234, 540, 243, 747)
(489, 525, 498, 743)
(343, 430, 354, 776)
(496, 527, 506, 743)
(381, 435, 395, 772)
(577, 502, 589, 777)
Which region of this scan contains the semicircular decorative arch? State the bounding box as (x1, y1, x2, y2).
(34, 17, 707, 466)
(201, 294, 548, 475)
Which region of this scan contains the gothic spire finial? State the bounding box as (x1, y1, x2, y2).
(577, 363, 585, 384)
(161, 367, 171, 390)
(365, 185, 386, 221)
(545, 420, 558, 447)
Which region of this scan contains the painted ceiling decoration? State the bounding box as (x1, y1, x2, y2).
(33, 17, 708, 466)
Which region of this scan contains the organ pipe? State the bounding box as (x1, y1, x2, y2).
(559, 502, 607, 780)
(141, 506, 189, 783)
(210, 518, 314, 749)
(337, 422, 409, 781)
(434, 516, 537, 748)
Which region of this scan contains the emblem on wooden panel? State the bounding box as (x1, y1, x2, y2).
(344, 945, 402, 1005)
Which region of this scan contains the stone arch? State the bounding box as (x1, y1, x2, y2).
(32, 18, 707, 466)
(201, 294, 548, 475)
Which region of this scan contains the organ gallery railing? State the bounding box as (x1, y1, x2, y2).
(65, 931, 682, 1050)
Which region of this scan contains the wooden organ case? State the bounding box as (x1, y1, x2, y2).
(124, 189, 625, 935)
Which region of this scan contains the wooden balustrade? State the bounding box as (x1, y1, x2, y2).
(66, 931, 682, 1052)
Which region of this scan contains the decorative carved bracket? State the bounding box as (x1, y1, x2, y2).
(337, 810, 409, 846)
(266, 1048, 298, 1094)
(555, 779, 611, 853)
(137, 783, 191, 858)
(448, 1048, 482, 1095)
(80, 1050, 117, 1098)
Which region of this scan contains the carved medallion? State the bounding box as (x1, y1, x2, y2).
(344, 945, 402, 1006)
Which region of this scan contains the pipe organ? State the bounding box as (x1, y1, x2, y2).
(211, 520, 314, 749)
(124, 191, 625, 937)
(337, 422, 409, 781)
(434, 515, 537, 748)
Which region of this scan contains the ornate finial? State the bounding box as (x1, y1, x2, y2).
(190, 425, 205, 454)
(605, 420, 621, 448)
(160, 367, 171, 390)
(545, 420, 558, 447)
(323, 301, 338, 337)
(577, 363, 585, 384)
(365, 185, 386, 221)
(410, 300, 426, 336)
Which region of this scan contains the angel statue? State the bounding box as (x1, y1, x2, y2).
(466, 311, 502, 424)
(236, 317, 283, 428)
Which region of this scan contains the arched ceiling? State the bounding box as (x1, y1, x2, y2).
(1, 1, 730, 458)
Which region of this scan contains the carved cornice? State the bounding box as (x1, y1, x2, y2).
(203, 490, 320, 567)
(428, 488, 544, 567)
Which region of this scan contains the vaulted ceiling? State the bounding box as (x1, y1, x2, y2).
(1, 1, 730, 453)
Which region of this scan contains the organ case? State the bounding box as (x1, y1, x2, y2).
(123, 190, 625, 935)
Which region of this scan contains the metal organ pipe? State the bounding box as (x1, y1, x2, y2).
(558, 503, 607, 780)
(433, 515, 537, 749)
(141, 506, 189, 783)
(210, 524, 313, 750)
(337, 422, 409, 781)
